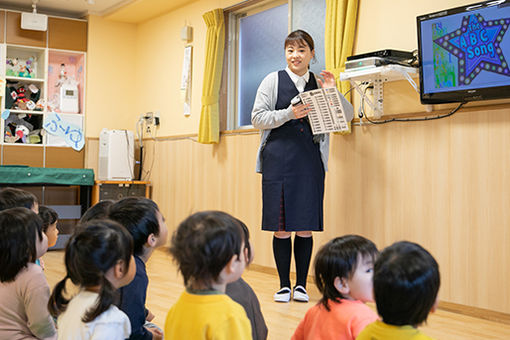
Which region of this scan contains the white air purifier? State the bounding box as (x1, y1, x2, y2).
(98, 129, 135, 181)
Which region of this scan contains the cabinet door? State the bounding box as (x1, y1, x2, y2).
(2, 145, 44, 167)
(45, 147, 84, 168)
(5, 12, 47, 47)
(48, 18, 87, 51)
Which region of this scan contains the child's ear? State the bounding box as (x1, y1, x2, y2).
(225, 254, 238, 274)
(114, 260, 126, 279)
(146, 233, 157, 247)
(430, 297, 439, 313)
(334, 276, 350, 295)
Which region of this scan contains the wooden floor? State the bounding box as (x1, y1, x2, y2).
(42, 249, 510, 339)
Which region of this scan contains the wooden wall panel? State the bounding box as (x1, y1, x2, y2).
(137, 105, 510, 315)
(2, 145, 44, 167)
(5, 12, 46, 47)
(48, 17, 87, 51)
(45, 147, 84, 168)
(0, 11, 5, 43)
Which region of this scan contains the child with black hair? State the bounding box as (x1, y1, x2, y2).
(80, 200, 115, 223)
(165, 210, 252, 339)
(226, 219, 268, 340)
(108, 197, 168, 340)
(48, 219, 135, 340)
(0, 207, 56, 340)
(292, 235, 379, 340)
(0, 187, 39, 212)
(39, 205, 59, 249)
(357, 241, 440, 340)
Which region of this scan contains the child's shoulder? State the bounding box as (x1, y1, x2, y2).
(328, 299, 376, 313)
(357, 321, 434, 340)
(14, 263, 48, 287)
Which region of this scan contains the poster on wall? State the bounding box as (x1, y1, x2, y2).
(181, 45, 193, 116)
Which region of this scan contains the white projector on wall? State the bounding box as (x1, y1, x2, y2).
(21, 12, 48, 31)
(98, 129, 135, 181)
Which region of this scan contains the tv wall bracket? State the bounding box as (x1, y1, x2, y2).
(340, 64, 419, 119)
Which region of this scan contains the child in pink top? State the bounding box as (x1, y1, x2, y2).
(292, 235, 379, 340)
(0, 207, 56, 340)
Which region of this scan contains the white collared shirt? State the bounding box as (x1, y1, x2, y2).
(285, 67, 310, 93)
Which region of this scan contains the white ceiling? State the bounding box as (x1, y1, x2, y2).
(0, 0, 198, 23)
(0, 0, 132, 18)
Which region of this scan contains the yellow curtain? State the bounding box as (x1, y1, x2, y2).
(198, 9, 225, 144)
(325, 0, 359, 133)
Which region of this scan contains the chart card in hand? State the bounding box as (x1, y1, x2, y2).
(299, 88, 349, 134)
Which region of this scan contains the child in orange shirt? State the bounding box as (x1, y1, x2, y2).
(292, 235, 379, 340)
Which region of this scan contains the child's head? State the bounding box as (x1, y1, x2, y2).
(80, 200, 115, 223)
(108, 197, 168, 257)
(38, 205, 59, 248)
(48, 219, 134, 322)
(374, 241, 440, 327)
(0, 187, 39, 212)
(314, 235, 378, 310)
(169, 211, 247, 290)
(0, 207, 45, 282)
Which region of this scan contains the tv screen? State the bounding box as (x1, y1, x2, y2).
(417, 0, 510, 104)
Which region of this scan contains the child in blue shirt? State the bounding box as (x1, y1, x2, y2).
(108, 197, 168, 340)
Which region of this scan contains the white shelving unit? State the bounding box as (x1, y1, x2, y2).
(1, 44, 85, 150)
(340, 64, 419, 118)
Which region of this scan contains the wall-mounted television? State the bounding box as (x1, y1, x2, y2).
(417, 0, 510, 104)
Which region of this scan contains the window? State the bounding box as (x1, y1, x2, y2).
(225, 0, 289, 130)
(222, 0, 325, 130)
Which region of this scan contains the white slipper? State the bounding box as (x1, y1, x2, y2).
(274, 287, 291, 302)
(293, 285, 309, 302)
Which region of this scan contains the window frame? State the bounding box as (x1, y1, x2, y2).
(221, 0, 290, 131)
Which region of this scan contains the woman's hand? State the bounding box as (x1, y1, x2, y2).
(318, 70, 336, 88)
(292, 103, 311, 119)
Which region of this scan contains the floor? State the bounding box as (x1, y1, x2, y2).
(42, 249, 510, 339)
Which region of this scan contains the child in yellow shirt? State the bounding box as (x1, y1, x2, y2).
(165, 211, 252, 340)
(357, 241, 440, 340)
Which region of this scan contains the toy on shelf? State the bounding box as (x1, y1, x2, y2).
(4, 113, 40, 144)
(50, 63, 80, 113)
(6, 56, 37, 78)
(5, 82, 42, 111)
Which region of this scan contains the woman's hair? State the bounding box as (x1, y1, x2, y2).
(0, 208, 43, 282)
(48, 219, 133, 322)
(108, 197, 161, 256)
(284, 29, 315, 51)
(374, 241, 440, 327)
(38, 205, 58, 233)
(80, 200, 115, 223)
(314, 235, 378, 311)
(169, 211, 246, 288)
(0, 187, 38, 211)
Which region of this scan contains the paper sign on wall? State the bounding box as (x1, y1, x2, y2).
(43, 112, 84, 151)
(181, 45, 192, 116)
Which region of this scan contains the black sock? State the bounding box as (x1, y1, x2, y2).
(273, 236, 292, 289)
(294, 235, 313, 289)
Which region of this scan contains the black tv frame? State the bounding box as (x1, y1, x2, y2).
(417, 0, 510, 104)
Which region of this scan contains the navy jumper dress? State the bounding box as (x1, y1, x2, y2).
(261, 70, 324, 232)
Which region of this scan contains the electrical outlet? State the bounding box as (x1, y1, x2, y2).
(154, 111, 160, 126)
(143, 111, 161, 127)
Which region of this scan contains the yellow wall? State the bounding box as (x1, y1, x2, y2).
(134, 0, 238, 137)
(355, 0, 473, 53)
(85, 15, 138, 137)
